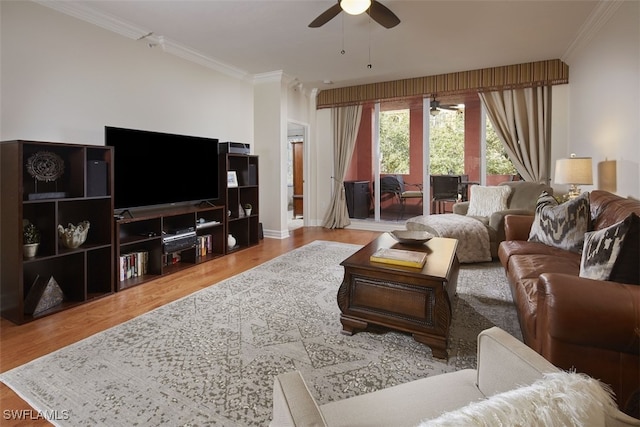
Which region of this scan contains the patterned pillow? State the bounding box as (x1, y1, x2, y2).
(528, 191, 590, 253)
(467, 185, 512, 217)
(580, 213, 639, 284)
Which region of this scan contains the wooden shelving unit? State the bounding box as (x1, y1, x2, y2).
(1, 141, 260, 322)
(222, 153, 260, 252)
(114, 205, 226, 291)
(0, 140, 114, 324)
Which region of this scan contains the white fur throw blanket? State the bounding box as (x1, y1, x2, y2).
(417, 371, 618, 427)
(405, 214, 491, 263)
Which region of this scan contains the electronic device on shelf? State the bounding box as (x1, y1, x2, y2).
(218, 141, 250, 155)
(166, 227, 195, 235)
(196, 219, 220, 230)
(162, 230, 197, 254)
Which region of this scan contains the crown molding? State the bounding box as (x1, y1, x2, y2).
(34, 0, 251, 82)
(158, 37, 250, 81)
(253, 71, 286, 84)
(562, 0, 624, 63)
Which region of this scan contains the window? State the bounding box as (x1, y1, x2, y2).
(379, 109, 410, 174)
(429, 109, 464, 175)
(486, 119, 517, 176)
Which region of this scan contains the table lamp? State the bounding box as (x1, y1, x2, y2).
(598, 159, 617, 193)
(554, 154, 593, 199)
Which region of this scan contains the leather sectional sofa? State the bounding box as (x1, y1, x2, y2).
(498, 190, 640, 418)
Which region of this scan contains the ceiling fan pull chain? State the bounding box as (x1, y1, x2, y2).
(367, 15, 372, 69)
(341, 14, 346, 55)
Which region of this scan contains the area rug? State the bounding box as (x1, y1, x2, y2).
(1, 240, 521, 426)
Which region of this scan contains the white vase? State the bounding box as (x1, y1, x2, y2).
(23, 243, 39, 258)
(227, 234, 236, 249)
(244, 208, 252, 216)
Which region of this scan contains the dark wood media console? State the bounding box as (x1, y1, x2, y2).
(114, 204, 227, 291)
(1, 139, 261, 323)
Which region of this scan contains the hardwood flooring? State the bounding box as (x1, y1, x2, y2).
(0, 227, 380, 426)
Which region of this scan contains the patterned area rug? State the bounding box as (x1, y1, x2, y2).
(1, 240, 521, 426)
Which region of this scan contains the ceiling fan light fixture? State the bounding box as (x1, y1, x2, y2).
(340, 0, 371, 15)
(430, 107, 440, 116)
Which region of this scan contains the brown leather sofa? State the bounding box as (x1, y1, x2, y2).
(498, 190, 640, 419)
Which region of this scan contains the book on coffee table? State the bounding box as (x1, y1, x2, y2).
(370, 248, 427, 268)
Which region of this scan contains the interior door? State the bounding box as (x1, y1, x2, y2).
(291, 141, 303, 218)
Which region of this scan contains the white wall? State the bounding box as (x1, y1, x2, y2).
(550, 84, 570, 192)
(564, 0, 640, 198)
(1, 1, 254, 144)
(1, 1, 317, 240)
(254, 73, 288, 238)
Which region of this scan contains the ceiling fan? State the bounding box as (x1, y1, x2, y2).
(430, 98, 465, 116)
(309, 0, 401, 29)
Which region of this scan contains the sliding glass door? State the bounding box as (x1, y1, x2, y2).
(345, 93, 516, 223)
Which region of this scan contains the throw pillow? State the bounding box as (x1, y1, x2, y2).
(417, 371, 617, 427)
(580, 213, 639, 283)
(528, 191, 590, 253)
(467, 185, 512, 217)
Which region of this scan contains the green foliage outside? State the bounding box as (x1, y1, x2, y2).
(379, 108, 516, 176)
(379, 109, 410, 174)
(429, 111, 465, 175)
(485, 119, 518, 175)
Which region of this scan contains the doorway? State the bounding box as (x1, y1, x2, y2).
(287, 122, 305, 230)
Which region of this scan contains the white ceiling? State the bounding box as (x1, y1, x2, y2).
(42, 0, 602, 92)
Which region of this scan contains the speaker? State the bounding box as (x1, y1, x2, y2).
(248, 164, 258, 185)
(344, 180, 370, 219)
(87, 161, 107, 197)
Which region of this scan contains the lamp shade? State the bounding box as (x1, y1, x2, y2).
(598, 160, 617, 193)
(554, 156, 593, 185)
(341, 0, 371, 15)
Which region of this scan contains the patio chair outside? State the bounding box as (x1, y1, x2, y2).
(431, 175, 461, 214)
(379, 175, 423, 219)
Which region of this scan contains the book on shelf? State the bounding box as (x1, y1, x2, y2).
(119, 250, 148, 281)
(370, 248, 427, 268)
(196, 234, 212, 257)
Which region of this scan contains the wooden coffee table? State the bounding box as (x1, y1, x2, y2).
(338, 233, 459, 359)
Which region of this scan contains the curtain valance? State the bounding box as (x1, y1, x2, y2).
(316, 59, 568, 109)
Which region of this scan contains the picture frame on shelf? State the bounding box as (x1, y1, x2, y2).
(227, 171, 238, 188)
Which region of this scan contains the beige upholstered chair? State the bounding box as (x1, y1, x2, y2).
(452, 181, 553, 256)
(406, 181, 552, 258)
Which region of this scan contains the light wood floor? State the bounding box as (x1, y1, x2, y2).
(0, 227, 380, 427)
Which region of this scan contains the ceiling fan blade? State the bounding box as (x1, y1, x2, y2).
(309, 3, 342, 28)
(440, 104, 458, 111)
(367, 0, 400, 28)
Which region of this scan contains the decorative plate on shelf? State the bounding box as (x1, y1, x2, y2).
(26, 151, 65, 182)
(390, 230, 434, 245)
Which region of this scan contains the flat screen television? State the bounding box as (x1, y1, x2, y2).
(106, 126, 219, 211)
